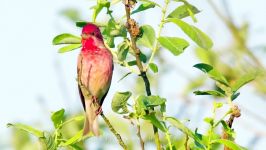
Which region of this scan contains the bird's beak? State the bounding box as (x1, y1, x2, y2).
(81, 33, 90, 40)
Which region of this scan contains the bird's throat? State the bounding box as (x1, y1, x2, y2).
(82, 37, 103, 52)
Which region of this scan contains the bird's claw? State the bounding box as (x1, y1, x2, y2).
(96, 107, 102, 115)
(91, 96, 98, 106)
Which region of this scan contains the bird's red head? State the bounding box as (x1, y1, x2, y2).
(81, 23, 103, 40)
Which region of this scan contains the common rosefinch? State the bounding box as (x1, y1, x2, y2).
(77, 23, 113, 136)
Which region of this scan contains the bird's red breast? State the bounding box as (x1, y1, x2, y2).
(78, 38, 113, 103)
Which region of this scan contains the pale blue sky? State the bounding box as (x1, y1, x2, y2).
(0, 0, 266, 149)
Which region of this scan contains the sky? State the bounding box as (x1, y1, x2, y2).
(0, 0, 266, 149)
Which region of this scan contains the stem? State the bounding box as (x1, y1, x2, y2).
(214, 110, 232, 127)
(101, 113, 128, 150)
(162, 113, 172, 150)
(123, 1, 161, 149)
(185, 134, 190, 150)
(146, 0, 170, 69)
(207, 127, 214, 150)
(165, 130, 172, 150)
(136, 120, 145, 150)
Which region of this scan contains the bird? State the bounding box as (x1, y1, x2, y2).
(77, 23, 113, 136)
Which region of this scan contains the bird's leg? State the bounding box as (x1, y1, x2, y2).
(91, 96, 97, 106)
(91, 96, 102, 115)
(96, 107, 103, 116)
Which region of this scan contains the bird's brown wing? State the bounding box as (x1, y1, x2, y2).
(77, 54, 86, 110)
(78, 85, 86, 110)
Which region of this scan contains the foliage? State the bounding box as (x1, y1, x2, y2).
(8, 109, 86, 150)
(8, 0, 261, 150)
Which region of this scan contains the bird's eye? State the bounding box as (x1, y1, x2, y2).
(91, 32, 95, 36)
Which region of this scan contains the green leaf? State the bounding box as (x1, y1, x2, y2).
(76, 21, 88, 27)
(7, 123, 44, 138)
(40, 132, 57, 150)
(52, 34, 81, 45)
(212, 139, 247, 150)
(167, 4, 200, 19)
(143, 113, 166, 132)
(51, 109, 65, 128)
(106, 36, 115, 48)
(232, 72, 257, 92)
(231, 92, 240, 101)
(213, 102, 223, 109)
(139, 0, 160, 7)
(69, 144, 83, 150)
(58, 44, 81, 53)
(194, 128, 204, 148)
(131, 1, 156, 15)
(140, 52, 147, 63)
(135, 95, 166, 116)
(61, 116, 84, 127)
(167, 18, 213, 49)
(221, 120, 235, 138)
(102, 19, 127, 48)
(158, 36, 189, 56)
(137, 25, 156, 49)
(103, 19, 127, 38)
(216, 82, 232, 96)
(117, 41, 129, 61)
(118, 72, 132, 82)
(135, 96, 147, 116)
(166, 117, 205, 148)
(61, 130, 83, 146)
(111, 91, 132, 114)
(204, 117, 214, 125)
(194, 63, 229, 85)
(160, 103, 166, 113)
(193, 90, 226, 97)
(167, 117, 193, 137)
(92, 0, 110, 22)
(149, 63, 158, 73)
(137, 95, 166, 108)
(127, 60, 137, 66)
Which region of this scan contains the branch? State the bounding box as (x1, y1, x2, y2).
(136, 120, 145, 150)
(222, 105, 241, 150)
(100, 113, 128, 149)
(123, 1, 161, 149)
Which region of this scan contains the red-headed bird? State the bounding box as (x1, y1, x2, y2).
(77, 23, 113, 136)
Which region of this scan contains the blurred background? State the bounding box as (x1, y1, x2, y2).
(0, 0, 266, 149)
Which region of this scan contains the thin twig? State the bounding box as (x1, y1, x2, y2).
(100, 113, 128, 150)
(185, 134, 190, 150)
(123, 1, 161, 149)
(136, 120, 145, 150)
(146, 0, 170, 69)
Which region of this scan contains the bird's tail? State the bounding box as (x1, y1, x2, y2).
(83, 100, 99, 136)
